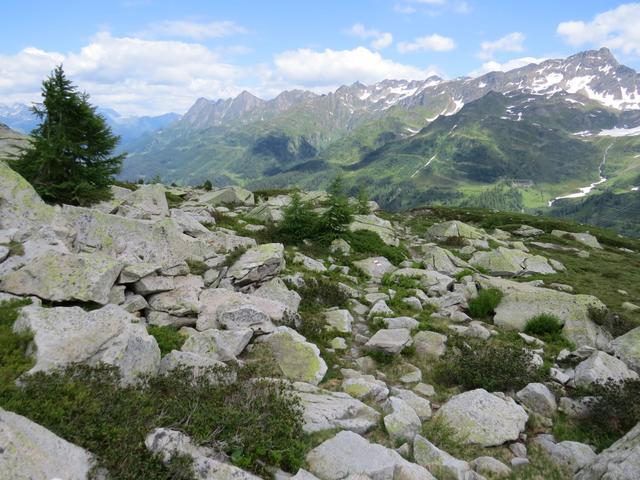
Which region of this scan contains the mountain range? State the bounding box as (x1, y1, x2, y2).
(2, 47, 639, 236)
(0, 103, 180, 144)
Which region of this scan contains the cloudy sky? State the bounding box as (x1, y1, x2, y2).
(2, 0, 640, 116)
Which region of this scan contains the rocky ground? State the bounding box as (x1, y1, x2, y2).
(1, 160, 640, 480)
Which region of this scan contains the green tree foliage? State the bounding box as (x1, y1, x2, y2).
(11, 65, 124, 205)
(356, 186, 371, 214)
(321, 175, 354, 236)
(461, 183, 524, 212)
(276, 192, 321, 244)
(202, 179, 213, 191)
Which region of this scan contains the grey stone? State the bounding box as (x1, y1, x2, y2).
(14, 304, 160, 384)
(353, 256, 395, 280)
(413, 331, 447, 362)
(0, 251, 122, 305)
(324, 309, 354, 333)
(0, 408, 96, 480)
(516, 383, 557, 418)
(574, 351, 638, 388)
(133, 274, 175, 295)
(225, 243, 285, 286)
(181, 328, 252, 362)
(414, 434, 471, 480)
(383, 397, 422, 442)
(365, 328, 412, 354)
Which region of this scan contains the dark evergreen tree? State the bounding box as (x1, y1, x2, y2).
(321, 175, 354, 236)
(11, 65, 124, 205)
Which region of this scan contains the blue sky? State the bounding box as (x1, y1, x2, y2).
(1, 0, 639, 115)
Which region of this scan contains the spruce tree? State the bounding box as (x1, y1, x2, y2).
(11, 65, 124, 205)
(321, 175, 354, 236)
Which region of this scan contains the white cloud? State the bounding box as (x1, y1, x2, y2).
(397, 34, 456, 53)
(347, 23, 393, 49)
(478, 32, 525, 60)
(557, 3, 640, 55)
(0, 32, 245, 116)
(140, 20, 246, 40)
(0, 33, 442, 116)
(469, 56, 547, 77)
(272, 46, 439, 87)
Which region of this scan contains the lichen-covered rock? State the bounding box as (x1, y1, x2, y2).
(551, 230, 602, 249)
(181, 328, 252, 362)
(471, 456, 512, 477)
(225, 243, 285, 287)
(390, 388, 432, 420)
(324, 309, 353, 333)
(0, 251, 122, 305)
(534, 437, 596, 473)
(0, 161, 58, 233)
(434, 389, 528, 447)
(425, 221, 485, 242)
(349, 214, 399, 246)
(116, 184, 169, 219)
(0, 408, 96, 480)
(575, 421, 640, 480)
(293, 382, 381, 434)
(145, 428, 261, 480)
(148, 274, 203, 316)
(610, 326, 640, 373)
(255, 327, 327, 385)
(197, 288, 288, 331)
(365, 329, 412, 355)
(422, 245, 471, 275)
(476, 275, 609, 348)
(383, 397, 421, 442)
(574, 351, 638, 388)
(353, 256, 395, 280)
(390, 269, 453, 295)
(342, 374, 389, 402)
(198, 186, 255, 207)
(516, 383, 557, 418)
(62, 205, 223, 268)
(170, 208, 211, 238)
(14, 304, 160, 383)
(254, 277, 301, 312)
(469, 247, 555, 276)
(414, 434, 471, 480)
(158, 350, 225, 378)
(306, 431, 435, 480)
(293, 253, 327, 272)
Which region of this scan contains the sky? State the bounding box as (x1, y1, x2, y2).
(1, 0, 640, 116)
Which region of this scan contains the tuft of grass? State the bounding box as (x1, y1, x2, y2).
(454, 268, 475, 281)
(185, 258, 208, 276)
(524, 314, 565, 343)
(467, 288, 503, 319)
(147, 325, 187, 356)
(0, 299, 33, 385)
(164, 191, 184, 208)
(344, 230, 408, 265)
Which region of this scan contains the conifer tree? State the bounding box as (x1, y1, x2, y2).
(11, 65, 124, 205)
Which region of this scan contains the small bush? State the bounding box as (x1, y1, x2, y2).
(276, 192, 320, 244)
(147, 325, 187, 355)
(0, 299, 33, 385)
(381, 273, 420, 289)
(186, 258, 208, 276)
(345, 230, 407, 265)
(202, 180, 213, 191)
(582, 378, 640, 450)
(435, 337, 543, 392)
(320, 176, 354, 237)
(525, 314, 563, 338)
(467, 288, 503, 318)
(297, 277, 349, 313)
(454, 268, 475, 281)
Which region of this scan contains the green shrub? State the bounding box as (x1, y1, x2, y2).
(320, 176, 354, 237)
(381, 273, 420, 289)
(435, 337, 543, 392)
(0, 299, 33, 385)
(147, 325, 187, 356)
(296, 277, 349, 313)
(186, 258, 208, 276)
(276, 192, 320, 244)
(454, 268, 475, 281)
(202, 180, 213, 191)
(467, 288, 503, 318)
(345, 230, 407, 265)
(525, 314, 563, 339)
(0, 364, 308, 479)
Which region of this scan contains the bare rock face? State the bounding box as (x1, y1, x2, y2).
(0, 408, 96, 480)
(13, 304, 160, 384)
